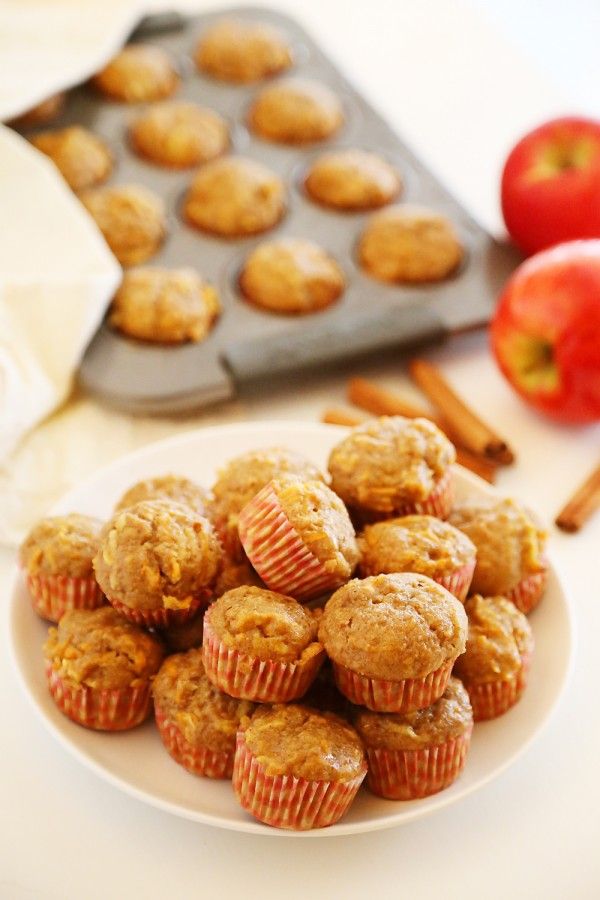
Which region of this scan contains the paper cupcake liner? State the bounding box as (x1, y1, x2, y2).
(366, 726, 473, 800)
(24, 571, 105, 623)
(155, 706, 233, 778)
(351, 468, 454, 527)
(435, 559, 476, 603)
(238, 484, 346, 601)
(202, 609, 325, 702)
(506, 567, 547, 615)
(46, 664, 151, 731)
(232, 733, 366, 830)
(107, 590, 211, 629)
(333, 659, 454, 713)
(466, 650, 532, 721)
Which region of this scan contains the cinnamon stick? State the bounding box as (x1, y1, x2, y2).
(555, 463, 600, 533)
(348, 377, 441, 425)
(409, 359, 515, 465)
(321, 407, 366, 427)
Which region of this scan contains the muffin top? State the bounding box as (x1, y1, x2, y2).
(248, 77, 344, 145)
(129, 101, 229, 169)
(30, 126, 112, 192)
(454, 594, 534, 684)
(448, 497, 546, 596)
(194, 18, 293, 83)
(305, 149, 402, 211)
(183, 156, 285, 237)
(239, 237, 344, 315)
(44, 607, 164, 690)
(153, 649, 254, 751)
(115, 474, 208, 516)
(319, 573, 467, 680)
(358, 204, 463, 283)
(207, 585, 321, 663)
(80, 184, 166, 267)
(358, 515, 475, 579)
(11, 92, 65, 128)
(92, 44, 180, 102)
(354, 677, 472, 750)
(93, 500, 222, 611)
(109, 267, 220, 344)
(240, 704, 366, 781)
(20, 513, 103, 578)
(328, 416, 456, 515)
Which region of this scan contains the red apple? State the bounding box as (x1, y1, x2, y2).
(501, 117, 600, 256)
(490, 240, 600, 423)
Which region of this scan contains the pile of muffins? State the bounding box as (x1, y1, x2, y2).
(19, 415, 548, 831)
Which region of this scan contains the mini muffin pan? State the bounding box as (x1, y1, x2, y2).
(13, 6, 520, 414)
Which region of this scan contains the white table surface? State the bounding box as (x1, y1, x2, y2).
(2, 2, 600, 898)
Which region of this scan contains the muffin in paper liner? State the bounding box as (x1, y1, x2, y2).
(232, 732, 366, 830)
(435, 560, 475, 603)
(45, 664, 152, 731)
(365, 726, 473, 800)
(202, 606, 325, 702)
(154, 705, 234, 778)
(351, 468, 455, 527)
(465, 650, 533, 721)
(24, 571, 105, 623)
(506, 568, 547, 615)
(107, 590, 211, 630)
(333, 658, 455, 714)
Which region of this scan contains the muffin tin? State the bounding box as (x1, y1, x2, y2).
(13, 6, 520, 414)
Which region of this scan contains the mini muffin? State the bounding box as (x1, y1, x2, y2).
(358, 205, 463, 283)
(319, 573, 467, 712)
(454, 594, 534, 720)
(239, 237, 344, 315)
(44, 606, 163, 730)
(93, 499, 222, 629)
(203, 586, 325, 701)
(305, 149, 402, 211)
(233, 704, 367, 830)
(19, 513, 105, 622)
(248, 78, 344, 145)
(358, 515, 476, 601)
(239, 478, 359, 601)
(10, 92, 66, 127)
(115, 474, 208, 516)
(153, 649, 254, 778)
(109, 267, 220, 344)
(355, 677, 473, 800)
(92, 44, 179, 102)
(30, 126, 112, 192)
(183, 156, 285, 237)
(328, 416, 456, 523)
(194, 18, 293, 83)
(448, 496, 547, 614)
(80, 184, 166, 266)
(209, 446, 325, 558)
(129, 101, 229, 169)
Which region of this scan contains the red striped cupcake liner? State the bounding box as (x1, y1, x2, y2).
(366, 726, 473, 800)
(46, 664, 152, 731)
(506, 567, 547, 615)
(333, 658, 454, 713)
(202, 608, 325, 702)
(107, 590, 211, 629)
(232, 732, 366, 830)
(466, 649, 533, 721)
(155, 706, 233, 778)
(435, 559, 476, 602)
(238, 484, 346, 601)
(24, 571, 105, 623)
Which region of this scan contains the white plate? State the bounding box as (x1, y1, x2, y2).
(8, 422, 574, 837)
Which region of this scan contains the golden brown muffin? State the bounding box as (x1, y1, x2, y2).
(80, 184, 166, 266)
(213, 558, 263, 596)
(305, 149, 402, 211)
(358, 515, 475, 580)
(319, 573, 467, 681)
(358, 204, 463, 283)
(239, 237, 344, 315)
(194, 18, 292, 83)
(248, 77, 344, 145)
(454, 594, 534, 685)
(129, 101, 229, 169)
(183, 156, 285, 237)
(20, 514, 103, 579)
(109, 267, 220, 344)
(10, 92, 66, 128)
(354, 677, 472, 750)
(30, 126, 112, 192)
(93, 499, 222, 613)
(115, 474, 208, 516)
(44, 606, 163, 690)
(239, 704, 365, 781)
(92, 44, 179, 102)
(328, 416, 456, 519)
